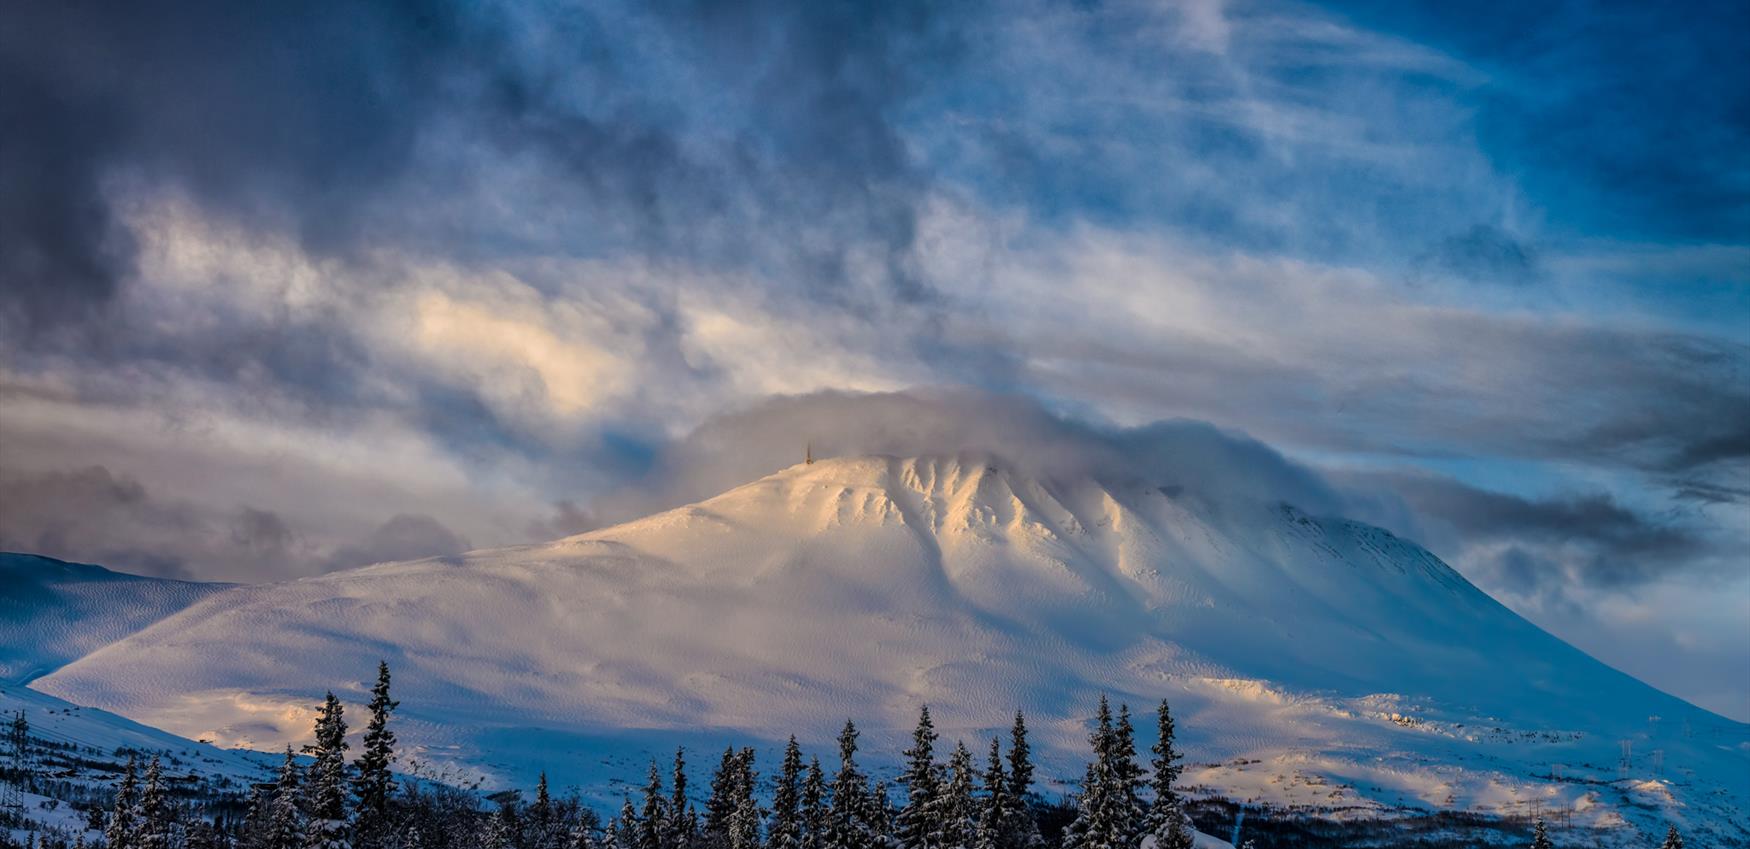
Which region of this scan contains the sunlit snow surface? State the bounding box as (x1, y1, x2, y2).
(24, 456, 1750, 844)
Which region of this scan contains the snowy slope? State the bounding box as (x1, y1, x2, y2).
(0, 683, 270, 782)
(0, 552, 230, 683)
(0, 683, 274, 843)
(28, 456, 1750, 843)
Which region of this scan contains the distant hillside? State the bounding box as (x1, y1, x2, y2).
(0, 553, 229, 684)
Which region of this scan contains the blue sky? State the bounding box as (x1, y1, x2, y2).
(2, 0, 1746, 718)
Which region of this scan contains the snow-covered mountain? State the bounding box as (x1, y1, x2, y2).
(23, 456, 1750, 843)
(0, 553, 229, 684)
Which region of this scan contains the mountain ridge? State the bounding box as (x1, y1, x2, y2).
(18, 455, 1750, 842)
(0, 551, 231, 684)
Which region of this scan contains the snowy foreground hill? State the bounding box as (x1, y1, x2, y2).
(20, 455, 1750, 844)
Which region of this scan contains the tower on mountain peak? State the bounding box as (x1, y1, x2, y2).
(806, 442, 814, 465)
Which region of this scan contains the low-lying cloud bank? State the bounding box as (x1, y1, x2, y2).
(590, 388, 1345, 523)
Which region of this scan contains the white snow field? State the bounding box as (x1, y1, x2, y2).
(23, 455, 1750, 843)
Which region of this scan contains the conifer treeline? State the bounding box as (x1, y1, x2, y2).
(1, 662, 1693, 849)
(11, 663, 1194, 849)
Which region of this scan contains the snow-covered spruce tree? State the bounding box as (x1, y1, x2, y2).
(1146, 700, 1192, 849)
(973, 740, 1010, 849)
(613, 799, 641, 849)
(1111, 706, 1145, 848)
(137, 757, 172, 849)
(1659, 825, 1684, 849)
(484, 804, 518, 849)
(672, 748, 698, 849)
(1528, 817, 1553, 849)
(352, 662, 398, 849)
(897, 707, 942, 849)
(868, 780, 894, 847)
(706, 747, 742, 846)
(571, 807, 604, 849)
(641, 761, 672, 849)
(304, 692, 351, 849)
(529, 772, 559, 849)
(827, 720, 875, 849)
(243, 783, 274, 849)
(937, 743, 976, 849)
(267, 748, 304, 849)
(1004, 714, 1039, 849)
(727, 751, 762, 849)
(1066, 696, 1136, 849)
(800, 757, 828, 849)
(105, 755, 140, 849)
(770, 738, 805, 849)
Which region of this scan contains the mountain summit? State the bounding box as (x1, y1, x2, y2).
(29, 455, 1748, 838)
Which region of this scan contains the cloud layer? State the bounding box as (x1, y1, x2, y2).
(2, 0, 1745, 717)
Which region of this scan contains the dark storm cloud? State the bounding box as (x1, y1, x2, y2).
(478, 0, 969, 307)
(328, 513, 471, 570)
(0, 0, 970, 337)
(0, 465, 301, 580)
(525, 500, 598, 542)
(0, 0, 479, 329)
(0, 465, 479, 580)
(1366, 472, 1714, 589)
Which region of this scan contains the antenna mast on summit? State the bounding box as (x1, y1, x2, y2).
(806, 442, 814, 465)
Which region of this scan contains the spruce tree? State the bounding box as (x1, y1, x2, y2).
(727, 751, 762, 849)
(973, 740, 1009, 849)
(937, 743, 976, 849)
(352, 662, 398, 849)
(1111, 706, 1144, 848)
(800, 758, 828, 849)
(1066, 696, 1131, 849)
(105, 755, 140, 849)
(485, 805, 518, 849)
(770, 738, 804, 849)
(641, 761, 671, 849)
(1529, 817, 1553, 849)
(868, 780, 894, 847)
(1659, 825, 1684, 849)
(304, 692, 352, 849)
(267, 748, 303, 849)
(243, 784, 273, 849)
(1146, 700, 1191, 849)
(827, 720, 873, 849)
(897, 707, 941, 849)
(615, 799, 642, 849)
(707, 747, 742, 844)
(531, 772, 557, 849)
(137, 757, 172, 849)
(1003, 713, 1039, 849)
(571, 808, 603, 849)
(672, 748, 697, 849)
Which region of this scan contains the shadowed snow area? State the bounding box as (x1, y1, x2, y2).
(27, 455, 1750, 843)
(0, 552, 230, 683)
